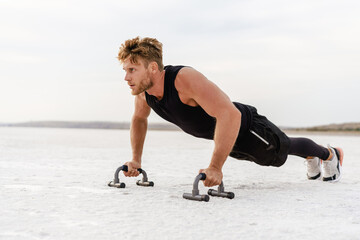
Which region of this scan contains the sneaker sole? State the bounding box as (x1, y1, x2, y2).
(335, 147, 344, 166)
(308, 172, 321, 180)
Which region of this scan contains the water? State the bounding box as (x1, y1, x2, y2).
(1, 127, 360, 240)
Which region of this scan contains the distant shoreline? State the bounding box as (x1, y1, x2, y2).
(0, 121, 181, 131)
(1, 121, 359, 135)
(284, 129, 360, 136)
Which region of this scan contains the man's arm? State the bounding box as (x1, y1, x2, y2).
(124, 92, 151, 177)
(175, 67, 242, 187)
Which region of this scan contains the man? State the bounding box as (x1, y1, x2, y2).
(117, 36, 344, 187)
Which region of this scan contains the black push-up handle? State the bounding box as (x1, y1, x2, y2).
(183, 173, 235, 202)
(108, 165, 154, 188)
(183, 173, 209, 202)
(208, 183, 235, 199)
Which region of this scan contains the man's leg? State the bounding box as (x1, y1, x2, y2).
(288, 137, 343, 182)
(288, 137, 329, 159)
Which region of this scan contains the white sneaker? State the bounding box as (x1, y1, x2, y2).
(322, 146, 344, 182)
(306, 157, 322, 180)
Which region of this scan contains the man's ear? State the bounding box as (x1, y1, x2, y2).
(149, 62, 158, 73)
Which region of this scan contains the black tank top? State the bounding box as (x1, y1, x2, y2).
(145, 65, 251, 140)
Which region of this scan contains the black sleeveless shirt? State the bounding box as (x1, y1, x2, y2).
(145, 65, 251, 140)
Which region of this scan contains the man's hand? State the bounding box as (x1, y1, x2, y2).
(123, 161, 141, 177)
(199, 167, 223, 187)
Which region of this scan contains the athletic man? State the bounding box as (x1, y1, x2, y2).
(117, 36, 344, 187)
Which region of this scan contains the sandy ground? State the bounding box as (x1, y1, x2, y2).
(1, 127, 360, 240)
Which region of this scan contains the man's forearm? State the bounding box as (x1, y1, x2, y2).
(130, 116, 148, 164)
(209, 110, 241, 170)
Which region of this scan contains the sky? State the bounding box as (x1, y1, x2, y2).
(1, 0, 360, 127)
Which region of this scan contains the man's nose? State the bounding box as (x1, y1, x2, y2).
(124, 73, 130, 81)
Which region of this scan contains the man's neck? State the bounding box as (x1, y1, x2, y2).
(146, 70, 165, 100)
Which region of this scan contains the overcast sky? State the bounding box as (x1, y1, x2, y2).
(1, 0, 359, 127)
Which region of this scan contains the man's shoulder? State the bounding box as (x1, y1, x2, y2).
(173, 66, 207, 95)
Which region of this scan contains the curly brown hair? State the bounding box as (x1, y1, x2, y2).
(117, 37, 164, 70)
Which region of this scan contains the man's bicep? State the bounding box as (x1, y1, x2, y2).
(133, 93, 151, 119)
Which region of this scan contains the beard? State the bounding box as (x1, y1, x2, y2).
(131, 75, 153, 96)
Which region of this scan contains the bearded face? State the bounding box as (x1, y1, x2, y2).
(123, 58, 153, 95)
